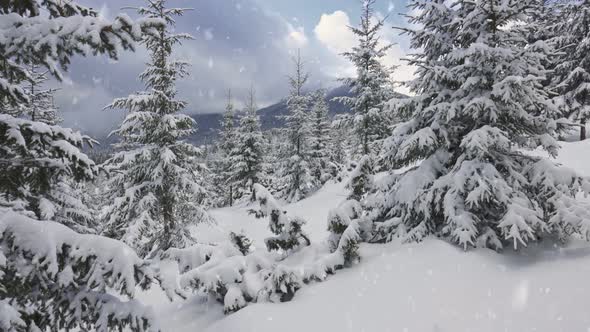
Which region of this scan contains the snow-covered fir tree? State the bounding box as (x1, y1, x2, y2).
(262, 128, 286, 191)
(347, 154, 374, 201)
(8, 63, 62, 124)
(337, 0, 395, 156)
(0, 0, 152, 221)
(0, 1, 161, 330)
(282, 50, 316, 201)
(20, 64, 97, 233)
(252, 184, 311, 253)
(369, 0, 590, 250)
(0, 210, 160, 332)
(217, 89, 238, 206)
(552, 0, 590, 140)
(309, 89, 333, 183)
(102, 0, 211, 257)
(327, 200, 363, 267)
(43, 178, 98, 234)
(330, 115, 353, 167)
(229, 86, 265, 200)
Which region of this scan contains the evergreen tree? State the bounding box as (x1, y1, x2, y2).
(251, 184, 311, 253)
(102, 0, 211, 257)
(263, 128, 289, 193)
(282, 50, 316, 201)
(0, 211, 160, 332)
(336, 0, 395, 156)
(218, 90, 238, 205)
(0, 2, 161, 329)
(8, 63, 62, 124)
(0, 0, 152, 221)
(369, 0, 590, 250)
(229, 86, 265, 200)
(347, 154, 374, 201)
(309, 89, 333, 183)
(20, 63, 97, 233)
(552, 0, 590, 140)
(330, 115, 352, 167)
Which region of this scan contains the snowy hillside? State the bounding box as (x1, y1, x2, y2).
(136, 140, 590, 332)
(3, 1, 590, 331)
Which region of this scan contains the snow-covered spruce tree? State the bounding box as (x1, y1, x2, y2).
(0, 1, 153, 221)
(44, 178, 98, 234)
(368, 0, 590, 250)
(330, 116, 353, 168)
(282, 50, 316, 201)
(0, 0, 148, 102)
(336, 0, 395, 156)
(9, 63, 61, 124)
(251, 184, 310, 253)
(552, 0, 590, 140)
(102, 0, 211, 257)
(262, 128, 287, 192)
(347, 154, 374, 201)
(327, 200, 362, 250)
(309, 89, 334, 183)
(229, 86, 265, 200)
(217, 89, 238, 206)
(19, 63, 98, 233)
(0, 210, 159, 332)
(229, 231, 253, 255)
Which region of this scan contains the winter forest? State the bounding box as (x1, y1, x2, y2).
(1, 0, 590, 331)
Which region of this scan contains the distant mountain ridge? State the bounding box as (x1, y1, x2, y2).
(91, 85, 406, 149)
(188, 84, 355, 145)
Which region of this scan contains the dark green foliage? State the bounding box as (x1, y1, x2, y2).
(230, 231, 252, 255)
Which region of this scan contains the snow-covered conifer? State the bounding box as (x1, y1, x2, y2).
(44, 179, 98, 234)
(327, 200, 363, 267)
(0, 210, 159, 331)
(259, 265, 302, 303)
(309, 89, 333, 183)
(218, 90, 238, 205)
(369, 0, 590, 250)
(0, 0, 153, 104)
(251, 184, 310, 252)
(18, 63, 97, 233)
(229, 86, 265, 200)
(10, 64, 61, 124)
(347, 154, 374, 201)
(230, 231, 253, 256)
(330, 116, 353, 170)
(282, 50, 316, 201)
(0, 0, 151, 223)
(552, 0, 590, 140)
(102, 0, 211, 256)
(262, 128, 287, 192)
(327, 200, 362, 251)
(336, 0, 395, 156)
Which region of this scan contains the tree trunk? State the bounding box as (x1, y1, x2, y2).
(581, 119, 586, 141)
(363, 117, 369, 156)
(229, 185, 233, 207)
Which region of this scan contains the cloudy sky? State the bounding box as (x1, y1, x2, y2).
(57, 0, 415, 136)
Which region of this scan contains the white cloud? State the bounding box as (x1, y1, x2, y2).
(314, 11, 356, 54)
(285, 24, 308, 48)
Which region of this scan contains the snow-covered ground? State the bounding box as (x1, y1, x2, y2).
(139, 140, 590, 332)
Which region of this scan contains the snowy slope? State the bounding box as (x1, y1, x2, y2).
(141, 140, 590, 332)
